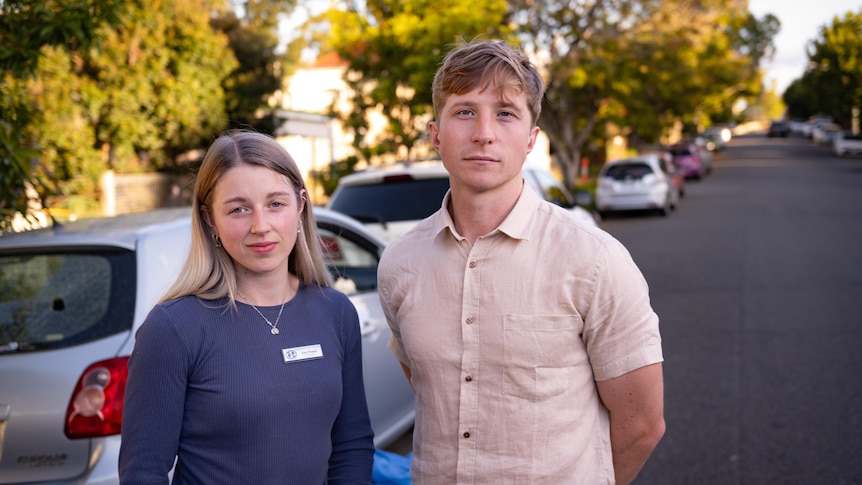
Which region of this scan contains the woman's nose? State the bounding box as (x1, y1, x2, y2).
(250, 210, 270, 233)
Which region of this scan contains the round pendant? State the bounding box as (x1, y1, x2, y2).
(270, 327, 280, 335)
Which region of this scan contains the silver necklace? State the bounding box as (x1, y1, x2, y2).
(249, 299, 287, 335)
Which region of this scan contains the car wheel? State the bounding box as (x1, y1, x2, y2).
(659, 200, 670, 217)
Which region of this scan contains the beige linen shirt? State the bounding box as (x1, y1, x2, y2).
(378, 183, 663, 484)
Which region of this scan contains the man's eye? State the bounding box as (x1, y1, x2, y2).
(457, 109, 474, 116)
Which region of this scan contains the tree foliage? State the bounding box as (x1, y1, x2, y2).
(214, 0, 301, 132)
(513, 0, 775, 188)
(317, 0, 778, 192)
(784, 9, 862, 127)
(0, 0, 126, 230)
(319, 0, 510, 162)
(25, 0, 237, 216)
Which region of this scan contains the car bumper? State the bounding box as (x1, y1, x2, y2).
(596, 190, 668, 212)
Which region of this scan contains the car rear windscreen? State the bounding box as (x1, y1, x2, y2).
(329, 178, 451, 223)
(603, 163, 653, 180)
(0, 250, 136, 353)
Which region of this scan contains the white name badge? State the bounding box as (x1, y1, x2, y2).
(282, 344, 324, 364)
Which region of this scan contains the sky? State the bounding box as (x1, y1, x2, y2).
(748, 0, 860, 94)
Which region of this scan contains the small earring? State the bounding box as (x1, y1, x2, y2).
(211, 232, 221, 248)
(297, 221, 303, 235)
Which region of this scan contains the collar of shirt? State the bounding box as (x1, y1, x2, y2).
(433, 181, 542, 243)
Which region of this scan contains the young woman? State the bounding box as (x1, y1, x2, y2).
(119, 130, 374, 484)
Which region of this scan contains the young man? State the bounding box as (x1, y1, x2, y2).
(378, 39, 665, 484)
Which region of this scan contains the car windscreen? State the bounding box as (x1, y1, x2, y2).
(329, 177, 451, 223)
(668, 148, 692, 157)
(0, 249, 136, 353)
(602, 163, 653, 180)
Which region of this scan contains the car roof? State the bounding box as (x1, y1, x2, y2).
(603, 154, 661, 167)
(336, 160, 449, 186)
(0, 207, 192, 251)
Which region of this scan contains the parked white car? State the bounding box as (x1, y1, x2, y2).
(812, 123, 842, 145)
(328, 160, 598, 243)
(595, 154, 680, 218)
(833, 131, 862, 157)
(0, 206, 415, 484)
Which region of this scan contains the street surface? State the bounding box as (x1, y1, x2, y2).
(385, 133, 862, 484)
(609, 134, 862, 484)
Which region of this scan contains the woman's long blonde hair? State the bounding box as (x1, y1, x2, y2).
(161, 130, 332, 304)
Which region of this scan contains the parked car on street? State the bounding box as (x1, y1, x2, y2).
(833, 131, 862, 157)
(704, 125, 733, 148)
(701, 129, 726, 151)
(595, 154, 679, 218)
(642, 150, 685, 198)
(0, 206, 415, 484)
(812, 123, 842, 145)
(767, 120, 791, 137)
(328, 160, 598, 243)
(668, 143, 709, 180)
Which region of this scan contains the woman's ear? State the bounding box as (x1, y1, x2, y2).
(200, 205, 215, 229)
(299, 189, 308, 211)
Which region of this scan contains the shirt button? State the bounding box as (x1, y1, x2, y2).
(463, 431, 471, 438)
(465, 375, 473, 382)
(465, 317, 474, 325)
(469, 261, 476, 268)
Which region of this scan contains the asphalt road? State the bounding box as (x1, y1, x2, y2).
(606, 133, 862, 484)
(384, 132, 862, 484)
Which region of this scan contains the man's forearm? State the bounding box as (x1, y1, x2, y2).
(609, 416, 666, 484)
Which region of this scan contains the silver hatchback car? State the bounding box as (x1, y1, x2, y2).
(0, 206, 414, 484)
(595, 154, 680, 218)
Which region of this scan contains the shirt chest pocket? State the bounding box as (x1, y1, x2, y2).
(502, 314, 585, 402)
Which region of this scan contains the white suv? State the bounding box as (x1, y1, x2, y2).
(327, 160, 597, 242)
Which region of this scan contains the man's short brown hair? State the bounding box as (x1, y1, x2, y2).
(431, 40, 545, 126)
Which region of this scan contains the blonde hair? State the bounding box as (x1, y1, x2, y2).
(161, 130, 331, 304)
(432, 39, 545, 126)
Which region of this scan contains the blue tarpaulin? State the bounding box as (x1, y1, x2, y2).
(372, 449, 412, 484)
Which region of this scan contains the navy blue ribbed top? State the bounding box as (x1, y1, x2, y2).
(119, 286, 374, 484)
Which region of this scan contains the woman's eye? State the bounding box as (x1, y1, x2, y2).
(228, 207, 247, 214)
(270, 201, 285, 208)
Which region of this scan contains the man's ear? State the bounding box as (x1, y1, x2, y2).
(526, 125, 540, 154)
(429, 121, 441, 150)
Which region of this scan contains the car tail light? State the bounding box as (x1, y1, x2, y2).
(382, 174, 413, 182)
(64, 356, 129, 439)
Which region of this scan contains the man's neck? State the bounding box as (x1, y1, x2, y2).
(448, 180, 523, 244)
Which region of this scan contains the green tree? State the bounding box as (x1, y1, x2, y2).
(0, 0, 125, 230)
(804, 9, 862, 127)
(320, 0, 510, 162)
(27, 0, 237, 214)
(213, 0, 302, 132)
(513, 0, 771, 187)
(512, 0, 667, 186)
(621, 2, 761, 141)
(783, 72, 819, 120)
